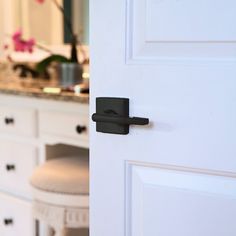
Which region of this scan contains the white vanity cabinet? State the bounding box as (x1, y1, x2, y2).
(0, 193, 34, 236)
(0, 106, 37, 137)
(39, 109, 89, 147)
(0, 93, 89, 236)
(0, 141, 37, 197)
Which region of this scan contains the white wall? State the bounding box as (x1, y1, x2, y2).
(18, 0, 63, 45)
(0, 0, 16, 57)
(0, 1, 4, 57)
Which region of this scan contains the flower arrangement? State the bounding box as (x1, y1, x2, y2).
(3, 0, 87, 81)
(36, 0, 84, 63)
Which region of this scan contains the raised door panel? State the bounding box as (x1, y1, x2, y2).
(146, 0, 235, 41)
(127, 0, 236, 61)
(126, 163, 236, 236)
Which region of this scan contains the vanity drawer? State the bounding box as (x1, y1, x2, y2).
(39, 110, 89, 142)
(0, 193, 34, 236)
(0, 106, 37, 137)
(0, 141, 38, 197)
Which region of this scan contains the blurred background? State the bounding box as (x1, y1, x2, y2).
(0, 0, 89, 58)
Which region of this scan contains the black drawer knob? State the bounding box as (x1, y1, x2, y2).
(4, 219, 13, 225)
(5, 118, 14, 125)
(76, 125, 86, 134)
(6, 165, 15, 171)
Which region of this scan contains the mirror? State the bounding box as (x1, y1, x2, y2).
(9, 0, 89, 46)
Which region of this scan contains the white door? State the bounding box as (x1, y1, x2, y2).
(90, 1, 236, 236)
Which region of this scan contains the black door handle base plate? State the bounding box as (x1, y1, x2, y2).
(92, 97, 149, 135)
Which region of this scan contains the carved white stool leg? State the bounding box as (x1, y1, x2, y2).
(31, 157, 89, 236)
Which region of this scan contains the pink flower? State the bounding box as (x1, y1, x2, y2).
(12, 30, 22, 40)
(26, 39, 35, 53)
(12, 30, 36, 53)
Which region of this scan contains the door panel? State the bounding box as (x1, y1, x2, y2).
(127, 0, 236, 61)
(91, 0, 236, 236)
(127, 163, 236, 236)
(145, 0, 236, 41)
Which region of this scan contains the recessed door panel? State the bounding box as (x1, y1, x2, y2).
(146, 0, 236, 41)
(127, 0, 236, 61)
(127, 164, 236, 236)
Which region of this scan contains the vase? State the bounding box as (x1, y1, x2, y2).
(57, 63, 83, 88)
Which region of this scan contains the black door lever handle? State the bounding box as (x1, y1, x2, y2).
(92, 97, 150, 135)
(92, 114, 149, 126)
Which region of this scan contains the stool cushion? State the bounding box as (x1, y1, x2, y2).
(30, 156, 89, 195)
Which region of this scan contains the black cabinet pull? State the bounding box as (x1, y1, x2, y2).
(5, 118, 14, 125)
(76, 125, 86, 134)
(4, 219, 13, 226)
(6, 165, 15, 171)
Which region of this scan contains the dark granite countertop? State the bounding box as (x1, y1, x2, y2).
(0, 78, 89, 104)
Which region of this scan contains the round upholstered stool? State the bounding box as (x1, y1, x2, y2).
(30, 156, 89, 236)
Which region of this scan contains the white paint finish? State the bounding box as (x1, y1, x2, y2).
(127, 0, 236, 61)
(39, 110, 89, 147)
(0, 94, 89, 236)
(146, 0, 236, 42)
(0, 94, 89, 114)
(0, 140, 38, 198)
(90, 1, 236, 236)
(0, 105, 37, 138)
(32, 188, 89, 208)
(0, 95, 89, 149)
(127, 164, 236, 236)
(0, 192, 34, 236)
